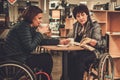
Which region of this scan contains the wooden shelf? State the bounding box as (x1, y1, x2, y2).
(92, 10, 120, 79)
(114, 77, 120, 80)
(111, 55, 120, 58)
(107, 12, 120, 32)
(91, 10, 107, 35)
(110, 32, 120, 35)
(91, 10, 120, 13)
(109, 35, 120, 57)
(113, 58, 120, 79)
(91, 10, 107, 12)
(98, 21, 106, 24)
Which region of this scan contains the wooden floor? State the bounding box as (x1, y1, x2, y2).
(51, 53, 62, 80)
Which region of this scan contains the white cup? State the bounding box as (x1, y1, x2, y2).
(69, 38, 74, 46)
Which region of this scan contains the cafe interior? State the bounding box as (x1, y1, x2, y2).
(0, 0, 120, 80)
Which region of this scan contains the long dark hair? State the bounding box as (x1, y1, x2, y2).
(18, 6, 43, 23)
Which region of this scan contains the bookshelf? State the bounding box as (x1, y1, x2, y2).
(91, 10, 120, 79)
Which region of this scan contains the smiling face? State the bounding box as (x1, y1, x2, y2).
(31, 13, 43, 27)
(76, 12, 88, 25)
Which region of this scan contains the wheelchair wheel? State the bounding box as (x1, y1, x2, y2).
(83, 62, 99, 80)
(98, 53, 114, 80)
(83, 53, 114, 80)
(0, 60, 37, 80)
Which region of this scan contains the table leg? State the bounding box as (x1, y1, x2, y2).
(61, 51, 69, 80)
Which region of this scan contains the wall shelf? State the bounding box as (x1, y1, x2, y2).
(92, 10, 120, 79)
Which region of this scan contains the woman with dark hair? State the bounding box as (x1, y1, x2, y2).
(67, 4, 105, 80)
(4, 6, 69, 80)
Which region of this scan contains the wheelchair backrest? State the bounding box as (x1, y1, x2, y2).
(0, 39, 6, 61)
(0, 39, 5, 56)
(99, 34, 109, 54)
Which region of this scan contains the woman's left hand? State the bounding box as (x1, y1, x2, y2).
(89, 39, 97, 46)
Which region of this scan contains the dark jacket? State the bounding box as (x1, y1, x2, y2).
(4, 21, 59, 62)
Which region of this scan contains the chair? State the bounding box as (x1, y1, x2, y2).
(0, 60, 36, 80)
(0, 39, 51, 80)
(83, 34, 114, 80)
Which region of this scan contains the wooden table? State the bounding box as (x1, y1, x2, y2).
(41, 45, 84, 80)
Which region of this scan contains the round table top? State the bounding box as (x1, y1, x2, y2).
(41, 45, 84, 51)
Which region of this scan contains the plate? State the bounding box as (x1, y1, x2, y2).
(51, 35, 60, 38)
(57, 44, 69, 47)
(74, 42, 80, 46)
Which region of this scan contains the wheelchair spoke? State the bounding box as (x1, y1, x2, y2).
(99, 53, 114, 80)
(0, 61, 37, 80)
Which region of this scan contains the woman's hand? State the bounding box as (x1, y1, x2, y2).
(80, 37, 97, 47)
(89, 39, 97, 46)
(60, 39, 70, 45)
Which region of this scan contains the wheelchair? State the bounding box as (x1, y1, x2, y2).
(0, 39, 51, 80)
(83, 51, 114, 80)
(83, 35, 114, 80)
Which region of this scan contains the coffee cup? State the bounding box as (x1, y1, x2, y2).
(68, 38, 74, 46)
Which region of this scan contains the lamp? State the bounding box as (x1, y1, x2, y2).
(52, 10, 60, 19)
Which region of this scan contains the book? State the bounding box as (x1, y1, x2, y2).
(79, 37, 95, 51)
